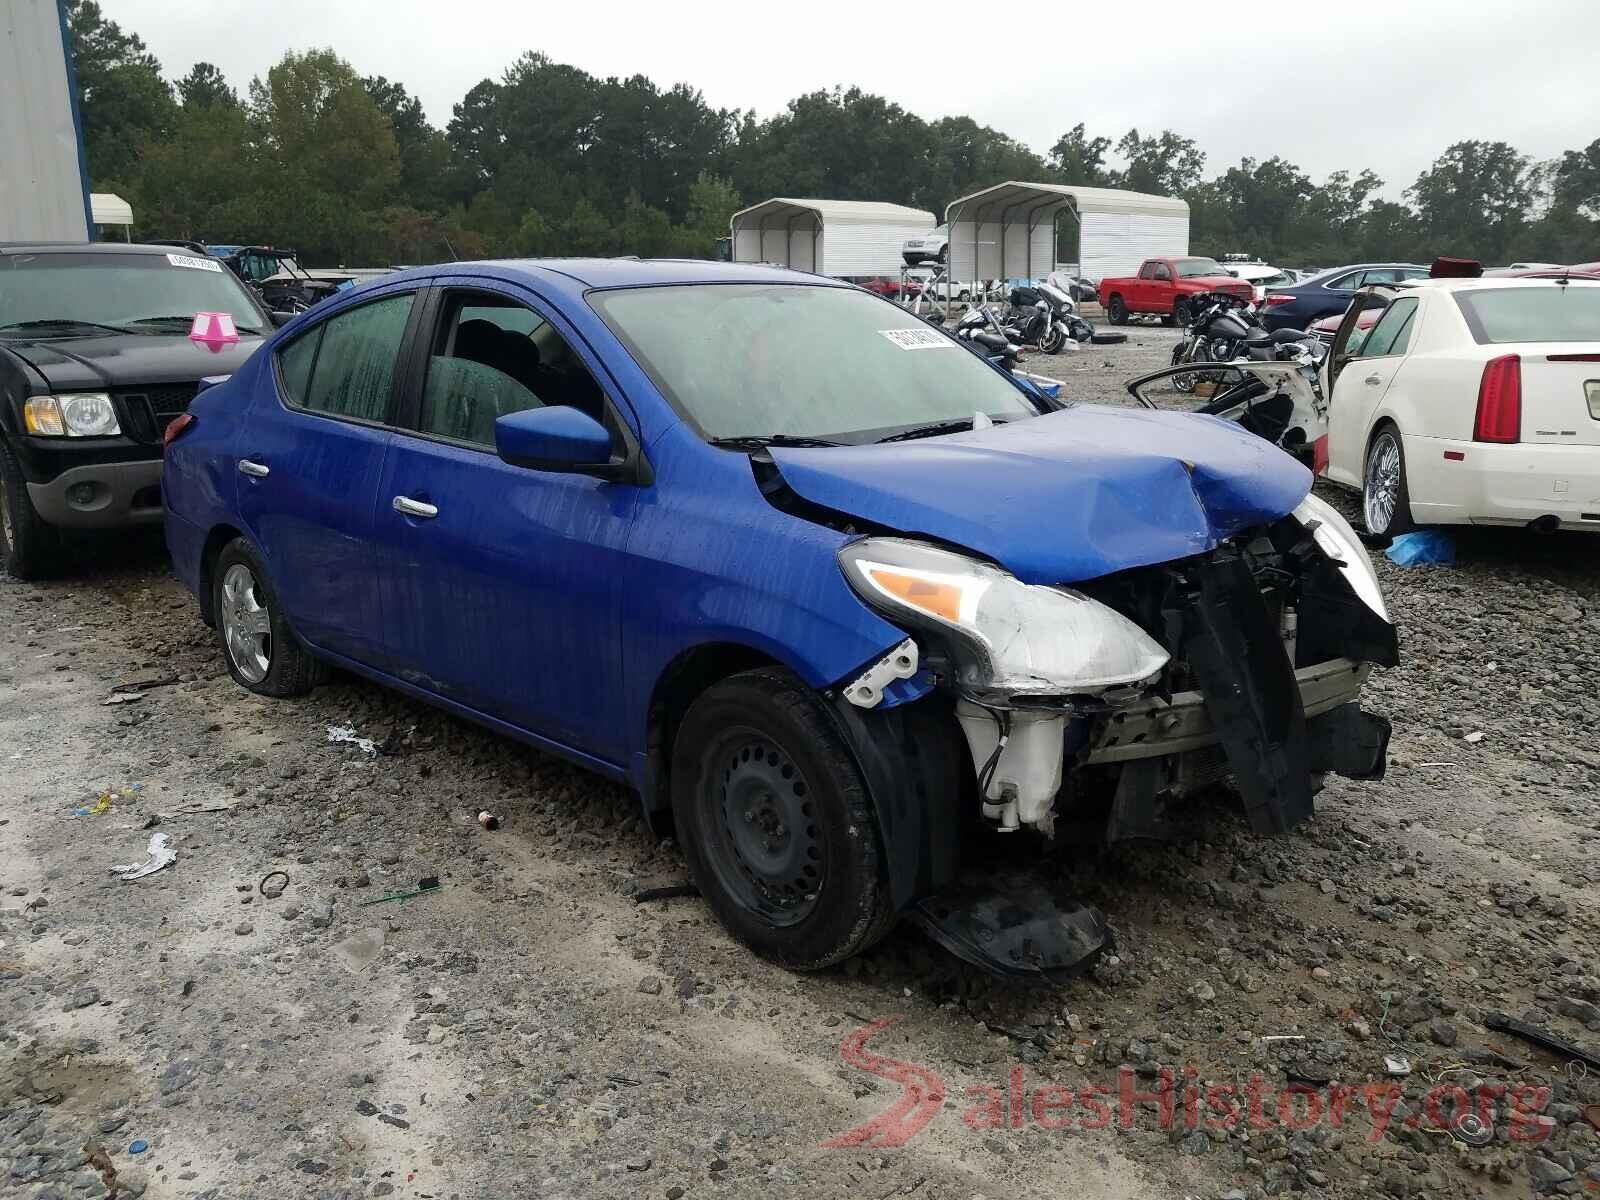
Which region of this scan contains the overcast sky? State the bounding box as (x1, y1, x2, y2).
(108, 0, 1599, 197)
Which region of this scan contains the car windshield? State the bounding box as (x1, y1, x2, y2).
(1453, 286, 1600, 344)
(0, 251, 263, 336)
(591, 283, 1040, 442)
(1176, 258, 1228, 278)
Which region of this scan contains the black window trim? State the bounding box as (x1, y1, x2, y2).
(389, 279, 652, 484)
(269, 286, 426, 431)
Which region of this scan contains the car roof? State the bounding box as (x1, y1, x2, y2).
(425, 257, 849, 292)
(0, 241, 189, 257)
(1302, 262, 1424, 284)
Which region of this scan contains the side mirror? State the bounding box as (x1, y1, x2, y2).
(494, 406, 614, 473)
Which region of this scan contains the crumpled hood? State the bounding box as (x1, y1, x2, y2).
(768, 405, 1311, 584)
(6, 332, 264, 391)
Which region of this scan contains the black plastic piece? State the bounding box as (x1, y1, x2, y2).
(826, 695, 964, 912)
(908, 870, 1109, 981)
(1295, 557, 1400, 668)
(1307, 703, 1390, 780)
(1482, 1011, 1600, 1072)
(1182, 552, 1312, 835)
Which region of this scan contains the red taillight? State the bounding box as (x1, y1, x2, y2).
(1264, 294, 1294, 306)
(1473, 354, 1521, 444)
(162, 413, 196, 451)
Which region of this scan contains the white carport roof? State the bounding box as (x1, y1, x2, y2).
(90, 192, 133, 225)
(730, 197, 936, 229)
(943, 182, 1188, 222)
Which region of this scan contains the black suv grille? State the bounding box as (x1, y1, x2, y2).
(115, 384, 199, 444)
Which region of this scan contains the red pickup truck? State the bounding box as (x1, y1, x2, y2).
(1097, 257, 1253, 325)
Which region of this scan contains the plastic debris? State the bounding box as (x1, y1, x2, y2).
(1383, 1055, 1411, 1076)
(259, 871, 290, 899)
(1449, 1112, 1493, 1146)
(331, 927, 386, 974)
(74, 784, 141, 818)
(1384, 529, 1456, 567)
(477, 811, 500, 831)
(327, 724, 379, 756)
(632, 882, 701, 904)
(358, 877, 441, 907)
(110, 833, 176, 882)
(128, 1140, 148, 1155)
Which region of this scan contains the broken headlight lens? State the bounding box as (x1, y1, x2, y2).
(23, 393, 120, 437)
(1293, 493, 1387, 621)
(838, 537, 1169, 694)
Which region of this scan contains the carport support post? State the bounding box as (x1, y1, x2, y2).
(785, 214, 798, 270)
(946, 200, 968, 324)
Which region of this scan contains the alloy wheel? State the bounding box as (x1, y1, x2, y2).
(220, 562, 272, 683)
(1364, 434, 1403, 533)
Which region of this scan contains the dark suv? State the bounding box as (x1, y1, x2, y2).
(0, 243, 270, 577)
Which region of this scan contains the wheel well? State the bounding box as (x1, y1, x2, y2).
(642, 643, 784, 820)
(197, 524, 244, 627)
(1364, 419, 1400, 468)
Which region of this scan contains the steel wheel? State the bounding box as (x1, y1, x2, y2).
(1363, 429, 1411, 536)
(220, 562, 272, 683)
(702, 733, 823, 926)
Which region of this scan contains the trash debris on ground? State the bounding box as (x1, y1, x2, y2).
(1482, 1010, 1600, 1072)
(1384, 529, 1456, 567)
(358, 877, 441, 907)
(259, 871, 290, 899)
(477, 810, 500, 831)
(631, 882, 701, 904)
(127, 1139, 148, 1155)
(110, 833, 176, 881)
(376, 724, 416, 756)
(331, 927, 386, 974)
(1383, 1054, 1411, 1076)
(1448, 1112, 1493, 1146)
(101, 691, 145, 705)
(110, 674, 178, 694)
(157, 801, 235, 818)
(85, 1143, 117, 1190)
(1584, 1103, 1600, 1133)
(327, 724, 379, 756)
(73, 783, 141, 818)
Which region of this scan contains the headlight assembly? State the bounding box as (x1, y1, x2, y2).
(1293, 493, 1387, 620)
(23, 393, 121, 437)
(838, 537, 1169, 695)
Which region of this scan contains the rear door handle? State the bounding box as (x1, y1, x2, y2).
(1364, 374, 1383, 386)
(237, 459, 270, 478)
(392, 495, 438, 519)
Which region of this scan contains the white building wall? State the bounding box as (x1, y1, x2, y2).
(819, 217, 931, 277)
(1078, 212, 1190, 281)
(2, 0, 92, 241)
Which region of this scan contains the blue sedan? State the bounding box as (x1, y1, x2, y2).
(1259, 262, 1429, 332)
(163, 258, 1397, 974)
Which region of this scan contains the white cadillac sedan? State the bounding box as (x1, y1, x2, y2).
(1316, 276, 1600, 537)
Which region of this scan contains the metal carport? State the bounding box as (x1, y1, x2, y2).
(944, 182, 1190, 304)
(729, 198, 936, 278)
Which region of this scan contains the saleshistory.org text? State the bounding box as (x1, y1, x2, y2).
(822, 1018, 1553, 1150)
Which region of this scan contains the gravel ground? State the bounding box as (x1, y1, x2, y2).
(4, 329, 1600, 1200)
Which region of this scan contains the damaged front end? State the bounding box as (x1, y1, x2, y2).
(832, 492, 1397, 978)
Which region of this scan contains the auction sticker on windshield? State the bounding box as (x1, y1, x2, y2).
(166, 253, 223, 272)
(879, 327, 954, 351)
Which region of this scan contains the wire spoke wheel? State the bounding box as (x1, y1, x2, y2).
(220, 562, 272, 684)
(702, 733, 823, 927)
(1364, 433, 1403, 533)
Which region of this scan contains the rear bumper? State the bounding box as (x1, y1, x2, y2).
(26, 458, 163, 528)
(1404, 434, 1600, 530)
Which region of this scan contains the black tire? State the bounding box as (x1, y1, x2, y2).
(1362, 425, 1415, 537)
(957, 289, 970, 302)
(0, 437, 60, 581)
(936, 245, 948, 264)
(211, 537, 327, 697)
(671, 667, 894, 970)
(1106, 294, 1128, 325)
(1090, 331, 1129, 345)
(1173, 298, 1193, 327)
(1040, 324, 1066, 354)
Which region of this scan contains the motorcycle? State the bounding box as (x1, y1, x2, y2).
(1001, 284, 1090, 354)
(1169, 291, 1315, 391)
(954, 305, 1025, 373)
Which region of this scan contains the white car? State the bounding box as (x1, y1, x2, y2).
(902, 226, 949, 266)
(1123, 276, 1600, 538)
(1225, 262, 1295, 302)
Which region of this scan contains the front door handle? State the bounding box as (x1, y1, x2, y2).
(237, 459, 270, 478)
(392, 495, 438, 519)
(1364, 374, 1383, 386)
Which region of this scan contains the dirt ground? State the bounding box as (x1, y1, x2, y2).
(4, 324, 1599, 1200)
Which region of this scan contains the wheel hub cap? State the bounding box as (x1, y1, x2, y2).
(220, 562, 272, 683)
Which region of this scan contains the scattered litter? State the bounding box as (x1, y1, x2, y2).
(74, 794, 113, 819)
(73, 783, 141, 819)
(1260, 1035, 1307, 1043)
(358, 877, 441, 908)
(259, 871, 290, 899)
(102, 691, 145, 706)
(327, 724, 379, 756)
(127, 1140, 148, 1155)
(1483, 1011, 1600, 1072)
(158, 802, 235, 819)
(1463, 731, 1484, 744)
(477, 811, 500, 831)
(111, 675, 178, 694)
(632, 882, 701, 904)
(331, 927, 386, 974)
(110, 834, 176, 882)
(1383, 1055, 1411, 1077)
(1417, 761, 1455, 768)
(85, 1143, 117, 1189)
(1448, 1112, 1493, 1146)
(1584, 1103, 1600, 1133)
(1385, 529, 1456, 567)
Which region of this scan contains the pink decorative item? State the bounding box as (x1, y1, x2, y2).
(188, 311, 240, 352)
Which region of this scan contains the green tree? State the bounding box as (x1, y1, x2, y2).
(177, 62, 237, 109)
(1114, 129, 1205, 196)
(677, 172, 742, 256)
(363, 75, 449, 210)
(65, 0, 177, 186)
(1213, 156, 1314, 259)
(1406, 140, 1533, 262)
(1047, 124, 1112, 185)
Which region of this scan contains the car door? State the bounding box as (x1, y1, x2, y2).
(235, 287, 424, 667)
(1324, 293, 1420, 484)
(371, 280, 643, 761)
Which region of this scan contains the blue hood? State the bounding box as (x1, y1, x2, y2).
(768, 405, 1311, 584)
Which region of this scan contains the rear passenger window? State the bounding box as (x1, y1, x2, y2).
(1359, 297, 1418, 357)
(416, 293, 608, 449)
(274, 293, 414, 423)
